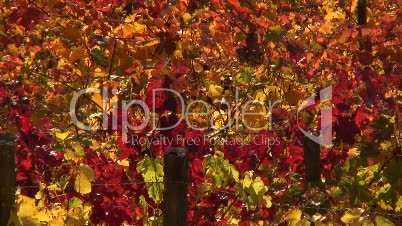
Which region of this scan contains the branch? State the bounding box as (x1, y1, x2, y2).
(107, 38, 118, 80)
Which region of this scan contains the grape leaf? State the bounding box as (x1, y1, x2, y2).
(203, 151, 239, 188)
(375, 216, 395, 226)
(75, 164, 95, 194)
(55, 131, 70, 141)
(136, 155, 164, 203)
(90, 48, 108, 67)
(286, 208, 302, 225)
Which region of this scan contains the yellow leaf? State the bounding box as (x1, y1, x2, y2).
(255, 90, 266, 102)
(74, 143, 85, 154)
(7, 44, 19, 54)
(34, 190, 43, 200)
(263, 196, 272, 208)
(285, 86, 305, 106)
(65, 150, 75, 159)
(255, 65, 265, 80)
(75, 172, 92, 194)
(286, 208, 302, 225)
(324, 11, 345, 21)
(362, 220, 375, 226)
(320, 22, 333, 35)
(55, 131, 70, 140)
(396, 196, 402, 212)
(264, 86, 282, 100)
(83, 202, 92, 219)
(380, 141, 392, 150)
(90, 139, 100, 149)
(182, 13, 192, 24)
(75, 164, 96, 194)
(341, 208, 364, 224)
(65, 143, 85, 162)
(57, 57, 68, 69)
(298, 219, 312, 226)
(378, 199, 393, 211)
(242, 103, 267, 129)
(118, 159, 130, 167)
(14, 26, 24, 36)
(34, 211, 52, 222)
(47, 183, 62, 191)
(174, 49, 183, 59)
(375, 216, 395, 226)
(65, 150, 83, 162)
(114, 23, 147, 38)
(124, 14, 136, 23)
(79, 164, 96, 181)
(16, 195, 68, 225)
(91, 92, 104, 110)
(208, 84, 223, 99)
(16, 195, 41, 225)
(42, 205, 65, 224)
(17, 195, 38, 218)
(142, 39, 160, 47)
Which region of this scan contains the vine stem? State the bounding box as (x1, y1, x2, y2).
(220, 196, 239, 220)
(367, 155, 393, 187)
(220, 146, 273, 219)
(107, 39, 118, 80)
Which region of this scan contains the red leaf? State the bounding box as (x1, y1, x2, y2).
(18, 115, 32, 134)
(145, 77, 166, 112)
(354, 106, 372, 130)
(171, 60, 188, 78)
(334, 116, 359, 144)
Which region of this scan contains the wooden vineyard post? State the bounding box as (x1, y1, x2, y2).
(302, 134, 321, 184)
(0, 134, 16, 225)
(163, 147, 188, 226)
(357, 0, 367, 26)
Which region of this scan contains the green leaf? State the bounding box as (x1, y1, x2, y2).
(362, 220, 375, 226)
(310, 39, 323, 53)
(341, 208, 364, 224)
(375, 216, 395, 226)
(236, 67, 254, 83)
(375, 183, 391, 199)
(93, 34, 107, 46)
(136, 155, 164, 203)
(90, 48, 108, 67)
(265, 25, 286, 43)
(69, 197, 83, 210)
(238, 172, 269, 208)
(203, 152, 239, 188)
(328, 186, 343, 200)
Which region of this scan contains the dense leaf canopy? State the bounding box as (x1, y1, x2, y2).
(0, 0, 401, 225)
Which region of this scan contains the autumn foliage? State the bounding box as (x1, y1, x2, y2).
(0, 0, 401, 225)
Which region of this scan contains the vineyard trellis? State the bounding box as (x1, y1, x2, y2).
(1, 0, 401, 225)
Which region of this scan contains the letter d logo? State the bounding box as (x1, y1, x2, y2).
(297, 86, 332, 147)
